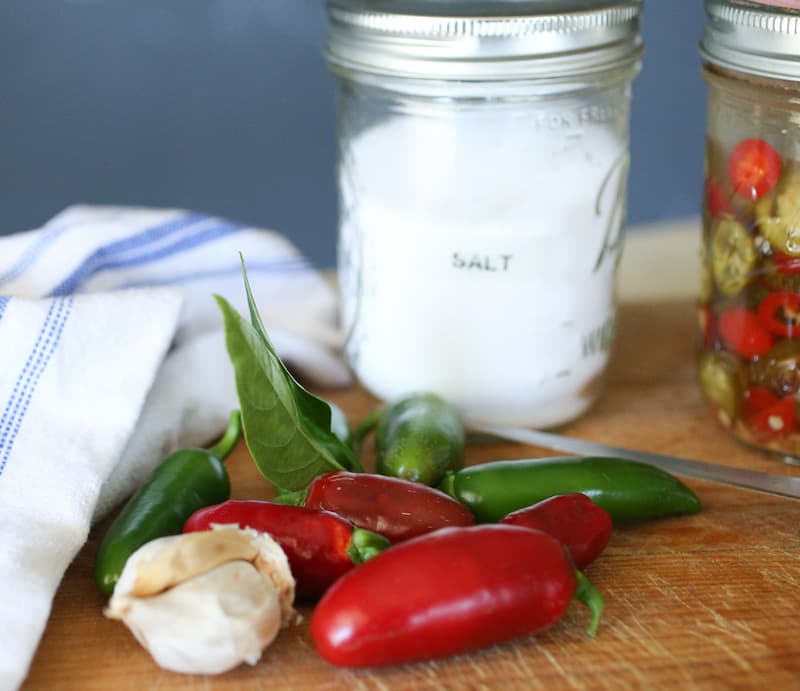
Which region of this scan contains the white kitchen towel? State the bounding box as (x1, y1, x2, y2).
(0, 205, 348, 691)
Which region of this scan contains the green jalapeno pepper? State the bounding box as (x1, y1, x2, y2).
(439, 456, 701, 524)
(352, 392, 465, 487)
(94, 410, 242, 595)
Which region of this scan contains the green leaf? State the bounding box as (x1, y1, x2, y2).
(236, 256, 361, 472)
(238, 253, 337, 433)
(216, 286, 359, 490)
(328, 400, 351, 446)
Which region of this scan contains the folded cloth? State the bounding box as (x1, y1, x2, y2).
(0, 205, 348, 690)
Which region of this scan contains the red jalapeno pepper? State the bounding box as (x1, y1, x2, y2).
(278, 471, 475, 543)
(500, 493, 612, 570)
(756, 291, 800, 337)
(310, 524, 604, 668)
(718, 306, 773, 359)
(183, 500, 390, 600)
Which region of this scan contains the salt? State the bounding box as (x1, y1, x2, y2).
(337, 105, 630, 428)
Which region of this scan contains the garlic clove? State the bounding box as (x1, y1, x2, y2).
(119, 529, 259, 598)
(111, 561, 281, 674)
(105, 526, 297, 674)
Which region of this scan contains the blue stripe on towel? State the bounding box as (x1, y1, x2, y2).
(0, 302, 59, 450)
(0, 297, 73, 477)
(48, 212, 208, 296)
(0, 222, 72, 289)
(116, 257, 309, 289)
(97, 221, 245, 274)
(0, 296, 10, 323)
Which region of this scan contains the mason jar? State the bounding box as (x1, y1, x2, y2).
(698, 0, 800, 460)
(325, 0, 642, 428)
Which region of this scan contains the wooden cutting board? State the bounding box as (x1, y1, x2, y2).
(22, 301, 800, 689)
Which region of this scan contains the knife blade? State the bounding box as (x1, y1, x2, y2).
(466, 420, 800, 500)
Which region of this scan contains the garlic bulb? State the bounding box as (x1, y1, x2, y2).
(105, 525, 297, 674)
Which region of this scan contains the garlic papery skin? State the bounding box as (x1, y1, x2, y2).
(105, 526, 296, 674)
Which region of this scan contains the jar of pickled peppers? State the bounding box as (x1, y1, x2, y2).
(699, 0, 800, 460)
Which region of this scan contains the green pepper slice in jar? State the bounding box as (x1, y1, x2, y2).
(760, 258, 800, 293)
(709, 218, 757, 297)
(756, 167, 800, 257)
(697, 350, 743, 425)
(748, 339, 800, 397)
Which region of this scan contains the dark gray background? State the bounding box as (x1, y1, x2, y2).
(0, 1, 706, 269)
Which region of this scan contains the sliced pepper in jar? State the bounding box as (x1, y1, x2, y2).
(717, 306, 773, 359)
(756, 167, 800, 256)
(742, 386, 779, 419)
(728, 138, 781, 201)
(772, 251, 800, 275)
(710, 218, 757, 297)
(756, 291, 800, 337)
(743, 391, 797, 441)
(697, 350, 744, 425)
(747, 339, 800, 397)
(705, 176, 733, 218)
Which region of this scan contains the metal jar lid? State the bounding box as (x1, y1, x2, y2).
(701, 0, 800, 81)
(325, 0, 643, 81)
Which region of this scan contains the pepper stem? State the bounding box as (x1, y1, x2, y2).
(348, 407, 384, 456)
(574, 570, 604, 637)
(437, 471, 456, 498)
(346, 528, 391, 565)
(270, 487, 308, 507)
(207, 410, 243, 461)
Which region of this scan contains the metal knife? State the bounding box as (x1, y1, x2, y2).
(466, 420, 800, 501)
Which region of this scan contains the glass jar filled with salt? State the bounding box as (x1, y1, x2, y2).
(325, 0, 643, 427)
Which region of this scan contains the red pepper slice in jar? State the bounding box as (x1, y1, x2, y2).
(705, 177, 733, 218)
(718, 306, 774, 359)
(728, 138, 781, 201)
(744, 393, 797, 441)
(757, 291, 800, 338)
(742, 386, 779, 419)
(772, 251, 800, 275)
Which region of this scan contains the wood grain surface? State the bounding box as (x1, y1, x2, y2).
(22, 301, 800, 690)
